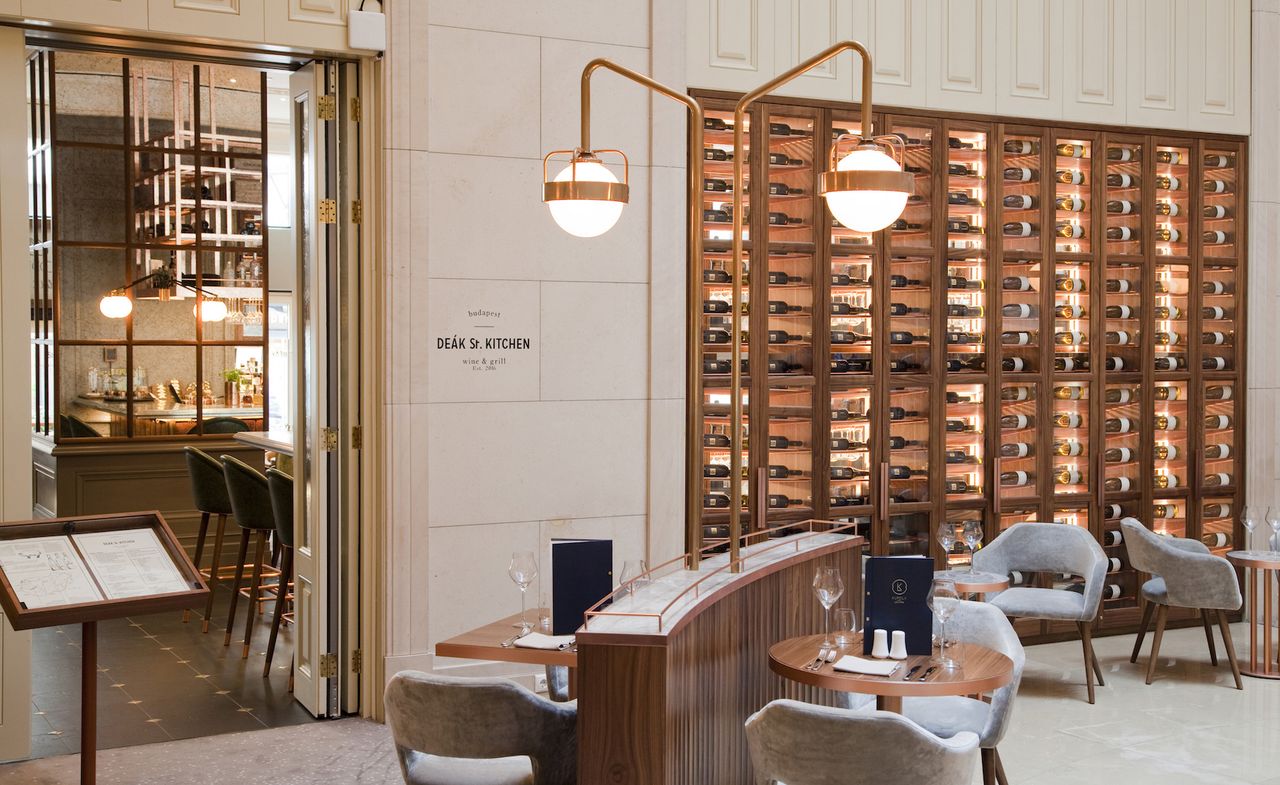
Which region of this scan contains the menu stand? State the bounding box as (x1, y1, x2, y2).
(0, 511, 209, 784)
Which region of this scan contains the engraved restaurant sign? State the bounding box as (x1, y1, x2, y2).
(428, 280, 539, 401)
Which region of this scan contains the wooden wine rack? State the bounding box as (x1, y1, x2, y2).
(689, 90, 1247, 641)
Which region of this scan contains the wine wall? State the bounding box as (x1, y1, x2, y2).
(691, 92, 1246, 640)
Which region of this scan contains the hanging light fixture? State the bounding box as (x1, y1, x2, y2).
(821, 135, 913, 232)
(98, 264, 227, 322)
(193, 298, 228, 322)
(542, 149, 629, 237)
(99, 290, 133, 319)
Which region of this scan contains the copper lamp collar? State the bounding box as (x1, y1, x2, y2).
(541, 149, 631, 204)
(819, 168, 915, 195)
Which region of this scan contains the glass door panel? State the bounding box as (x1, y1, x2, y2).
(830, 117, 872, 250)
(764, 110, 815, 244)
(888, 512, 931, 557)
(764, 385, 814, 519)
(1200, 264, 1238, 372)
(888, 256, 932, 374)
(1000, 133, 1042, 255)
(999, 256, 1041, 373)
(1052, 258, 1090, 374)
(943, 509, 985, 570)
(1153, 498, 1187, 538)
(946, 257, 986, 373)
(1153, 381, 1190, 494)
(1051, 382, 1089, 496)
(945, 126, 986, 253)
(998, 382, 1038, 503)
(701, 108, 745, 243)
(762, 251, 813, 375)
(1103, 140, 1143, 253)
(1201, 146, 1239, 258)
(1153, 144, 1192, 258)
(700, 386, 748, 529)
(1201, 381, 1237, 493)
(1153, 264, 1191, 373)
(944, 382, 984, 501)
(1052, 136, 1091, 253)
(829, 252, 873, 375)
(889, 122, 933, 253)
(1103, 262, 1142, 373)
(888, 385, 931, 504)
(829, 387, 873, 509)
(1202, 498, 1236, 554)
(1101, 500, 1140, 608)
(1102, 384, 1142, 494)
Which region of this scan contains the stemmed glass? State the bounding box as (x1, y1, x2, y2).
(813, 567, 846, 649)
(1242, 505, 1256, 551)
(961, 521, 984, 573)
(508, 551, 538, 633)
(937, 525, 957, 571)
(928, 578, 960, 670)
(1268, 507, 1280, 553)
(619, 560, 650, 604)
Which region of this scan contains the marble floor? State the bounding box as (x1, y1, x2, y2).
(0, 622, 1276, 784)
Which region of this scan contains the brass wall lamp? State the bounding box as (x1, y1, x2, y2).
(544, 42, 911, 570)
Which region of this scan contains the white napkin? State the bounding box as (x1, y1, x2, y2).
(513, 632, 575, 650)
(832, 655, 900, 676)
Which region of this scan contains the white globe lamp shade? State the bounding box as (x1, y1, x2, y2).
(99, 293, 133, 319)
(194, 299, 228, 322)
(547, 160, 626, 238)
(823, 146, 910, 233)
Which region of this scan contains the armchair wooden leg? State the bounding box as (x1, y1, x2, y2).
(1130, 601, 1154, 663)
(980, 748, 997, 785)
(1078, 621, 1096, 703)
(1201, 609, 1219, 666)
(223, 528, 251, 646)
(1215, 609, 1243, 690)
(1081, 621, 1104, 689)
(993, 748, 1009, 785)
(1145, 605, 1169, 685)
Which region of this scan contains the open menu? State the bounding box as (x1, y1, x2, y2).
(0, 527, 190, 608)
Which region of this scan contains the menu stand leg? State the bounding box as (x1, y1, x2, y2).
(81, 620, 96, 785)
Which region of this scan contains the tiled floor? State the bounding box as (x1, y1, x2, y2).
(25, 584, 313, 760)
(2, 623, 1277, 784)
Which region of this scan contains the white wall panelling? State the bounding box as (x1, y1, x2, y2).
(995, 0, 1062, 119)
(264, 0, 350, 51)
(21, 0, 149, 29)
(150, 0, 265, 43)
(686, 0, 1251, 134)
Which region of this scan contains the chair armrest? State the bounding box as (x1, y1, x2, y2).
(1165, 552, 1242, 611)
(1164, 536, 1211, 555)
(938, 730, 980, 753)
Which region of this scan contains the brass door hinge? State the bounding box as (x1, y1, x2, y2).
(351, 200, 362, 224)
(318, 94, 337, 121)
(350, 96, 361, 119)
(351, 649, 362, 674)
(321, 427, 338, 451)
(351, 425, 363, 449)
(319, 652, 338, 678)
(319, 199, 337, 223)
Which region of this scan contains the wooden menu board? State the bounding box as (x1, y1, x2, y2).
(0, 511, 207, 630)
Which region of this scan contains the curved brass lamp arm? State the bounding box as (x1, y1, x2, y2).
(726, 41, 876, 568)
(577, 59, 709, 569)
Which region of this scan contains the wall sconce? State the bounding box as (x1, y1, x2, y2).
(98, 264, 227, 323)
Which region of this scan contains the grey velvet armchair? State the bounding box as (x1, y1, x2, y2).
(972, 522, 1108, 703)
(900, 600, 1024, 785)
(1120, 518, 1243, 689)
(384, 671, 577, 785)
(745, 700, 978, 785)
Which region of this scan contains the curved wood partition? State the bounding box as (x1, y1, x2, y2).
(575, 529, 862, 785)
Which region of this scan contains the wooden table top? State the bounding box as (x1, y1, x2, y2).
(1227, 550, 1280, 571)
(769, 633, 1013, 698)
(434, 610, 577, 668)
(934, 569, 1010, 594)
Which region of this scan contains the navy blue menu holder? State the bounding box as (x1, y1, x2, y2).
(550, 538, 613, 635)
(863, 556, 934, 656)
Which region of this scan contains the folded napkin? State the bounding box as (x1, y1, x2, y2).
(832, 655, 900, 676)
(513, 632, 575, 650)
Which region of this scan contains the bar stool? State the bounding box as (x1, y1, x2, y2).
(220, 455, 278, 658)
(183, 447, 235, 632)
(264, 467, 294, 682)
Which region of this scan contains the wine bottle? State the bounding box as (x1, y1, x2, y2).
(1054, 412, 1083, 428)
(1153, 227, 1182, 242)
(768, 435, 803, 449)
(946, 419, 974, 433)
(1204, 204, 1230, 219)
(1107, 173, 1137, 188)
(889, 331, 921, 345)
(1153, 473, 1180, 490)
(1104, 530, 1124, 546)
(1202, 356, 1228, 371)
(888, 407, 919, 421)
(948, 191, 979, 205)
(1202, 305, 1229, 320)
(702, 328, 732, 344)
(1154, 201, 1181, 216)
(1154, 174, 1181, 190)
(1202, 532, 1231, 548)
(703, 268, 732, 284)
(1001, 386, 1032, 401)
(1152, 386, 1180, 401)
(1002, 221, 1037, 237)
(830, 302, 871, 316)
(1053, 385, 1085, 400)
(1003, 303, 1037, 318)
(703, 493, 730, 508)
(1056, 195, 1085, 211)
(1203, 179, 1230, 194)
(702, 359, 731, 374)
(768, 152, 803, 166)
(888, 302, 923, 316)
(1203, 331, 1232, 345)
(949, 303, 985, 317)
(1056, 142, 1086, 158)
(1105, 278, 1135, 294)
(948, 163, 978, 177)
(1107, 147, 1138, 161)
(830, 466, 868, 480)
(1000, 470, 1033, 487)
(768, 271, 802, 285)
(1202, 230, 1231, 245)
(1004, 139, 1039, 154)
(1105, 417, 1134, 434)
(1054, 467, 1083, 485)
(1104, 199, 1135, 217)
(765, 330, 803, 345)
(945, 479, 975, 494)
(831, 272, 870, 286)
(1153, 413, 1180, 430)
(830, 330, 871, 345)
(1102, 584, 1122, 600)
(703, 432, 731, 448)
(1204, 154, 1233, 168)
(1054, 275, 1086, 292)
(947, 275, 983, 290)
(766, 211, 802, 226)
(1003, 357, 1027, 372)
(1154, 331, 1182, 346)
(946, 356, 987, 372)
(766, 494, 805, 509)
(1204, 414, 1232, 430)
(889, 358, 922, 372)
(1106, 226, 1136, 242)
(1054, 330, 1087, 346)
(1104, 331, 1133, 346)
(703, 464, 730, 478)
(887, 465, 928, 480)
(1203, 473, 1233, 488)
(947, 218, 976, 233)
(1002, 275, 1034, 291)
(891, 219, 924, 231)
(704, 147, 730, 161)
(1155, 150, 1183, 165)
(945, 332, 982, 346)
(1001, 442, 1033, 458)
(1104, 477, 1134, 492)
(703, 299, 732, 314)
(1205, 385, 1233, 400)
(703, 208, 730, 223)
(766, 300, 802, 315)
(1204, 443, 1231, 460)
(1000, 414, 1033, 430)
(704, 117, 731, 131)
(1105, 388, 1135, 404)
(1203, 502, 1231, 518)
(889, 275, 923, 288)
(1003, 194, 1038, 209)
(1153, 444, 1180, 461)
(1154, 355, 1183, 371)
(1104, 305, 1135, 319)
(1105, 356, 1125, 371)
(704, 178, 730, 192)
(767, 182, 803, 196)
(1003, 167, 1036, 182)
(1153, 504, 1179, 519)
(1053, 439, 1084, 456)
(1105, 447, 1135, 464)
(1055, 169, 1085, 185)
(1152, 305, 1181, 319)
(1057, 355, 1089, 372)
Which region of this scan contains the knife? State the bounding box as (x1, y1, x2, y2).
(901, 665, 922, 681)
(917, 665, 938, 681)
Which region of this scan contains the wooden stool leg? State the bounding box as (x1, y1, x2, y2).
(1216, 609, 1244, 690)
(242, 531, 268, 658)
(1145, 605, 1169, 685)
(1201, 609, 1219, 666)
(263, 547, 292, 678)
(1130, 601, 1154, 663)
(223, 528, 251, 646)
(980, 748, 996, 785)
(184, 512, 211, 623)
(202, 514, 227, 633)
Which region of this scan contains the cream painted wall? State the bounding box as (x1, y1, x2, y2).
(379, 0, 689, 682)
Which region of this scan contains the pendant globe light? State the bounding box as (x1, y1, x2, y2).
(821, 136, 914, 232)
(542, 149, 629, 238)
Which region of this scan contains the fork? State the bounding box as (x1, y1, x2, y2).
(805, 647, 832, 671)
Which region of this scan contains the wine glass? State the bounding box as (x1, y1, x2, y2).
(619, 560, 650, 604)
(937, 525, 957, 572)
(928, 578, 960, 669)
(1242, 505, 1256, 551)
(961, 521, 984, 573)
(812, 567, 846, 649)
(1267, 507, 1280, 553)
(508, 551, 538, 633)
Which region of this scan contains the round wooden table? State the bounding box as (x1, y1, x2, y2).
(769, 632, 1014, 713)
(1226, 550, 1280, 679)
(934, 569, 1010, 599)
